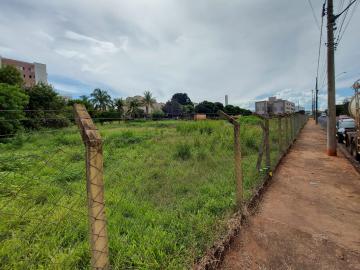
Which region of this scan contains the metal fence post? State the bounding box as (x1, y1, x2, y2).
(74, 104, 110, 270)
(218, 111, 243, 209)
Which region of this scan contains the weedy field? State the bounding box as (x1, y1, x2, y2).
(0, 116, 282, 269)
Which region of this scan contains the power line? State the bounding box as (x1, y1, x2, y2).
(316, 2, 326, 80)
(307, 0, 321, 30)
(335, 0, 350, 43)
(337, 0, 359, 46)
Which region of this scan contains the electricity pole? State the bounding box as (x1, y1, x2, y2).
(326, 0, 337, 156)
(312, 89, 314, 119)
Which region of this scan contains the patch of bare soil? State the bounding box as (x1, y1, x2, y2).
(221, 120, 360, 270)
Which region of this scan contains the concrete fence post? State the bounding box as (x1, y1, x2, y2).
(218, 111, 243, 209)
(264, 117, 271, 171)
(285, 115, 289, 149)
(74, 104, 110, 270)
(292, 114, 295, 141)
(277, 116, 282, 154)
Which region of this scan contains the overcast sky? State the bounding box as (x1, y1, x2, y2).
(0, 0, 359, 110)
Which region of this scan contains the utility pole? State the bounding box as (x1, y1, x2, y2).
(326, 0, 337, 156)
(312, 89, 314, 119)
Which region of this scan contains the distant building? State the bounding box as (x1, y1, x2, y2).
(255, 97, 295, 115)
(225, 95, 229, 106)
(0, 56, 47, 87)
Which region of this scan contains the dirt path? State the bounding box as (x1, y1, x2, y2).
(221, 120, 360, 270)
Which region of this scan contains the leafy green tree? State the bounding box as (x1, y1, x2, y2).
(151, 110, 165, 120)
(214, 102, 224, 112)
(182, 104, 195, 115)
(0, 83, 29, 136)
(113, 98, 125, 116)
(25, 83, 70, 129)
(162, 100, 183, 117)
(195, 101, 216, 114)
(171, 93, 192, 105)
(126, 99, 143, 118)
(0, 65, 23, 86)
(224, 105, 252, 116)
(143, 91, 155, 116)
(90, 88, 112, 111)
(67, 95, 94, 112)
(224, 105, 239, 115)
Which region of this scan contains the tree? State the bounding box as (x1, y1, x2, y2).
(224, 105, 240, 115)
(162, 100, 183, 117)
(25, 83, 70, 129)
(151, 110, 165, 120)
(195, 101, 216, 114)
(171, 93, 192, 105)
(126, 99, 143, 118)
(182, 104, 195, 115)
(0, 83, 29, 136)
(67, 95, 94, 112)
(214, 102, 224, 112)
(113, 98, 125, 116)
(0, 65, 23, 86)
(90, 88, 112, 111)
(143, 91, 155, 116)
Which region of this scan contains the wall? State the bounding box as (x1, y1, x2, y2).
(34, 62, 47, 84)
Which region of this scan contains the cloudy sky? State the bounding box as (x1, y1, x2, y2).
(0, 0, 359, 110)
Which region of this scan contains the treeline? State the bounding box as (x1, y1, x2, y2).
(0, 66, 70, 137)
(162, 93, 252, 117)
(1, 65, 251, 137)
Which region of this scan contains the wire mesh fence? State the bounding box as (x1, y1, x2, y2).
(0, 107, 308, 269)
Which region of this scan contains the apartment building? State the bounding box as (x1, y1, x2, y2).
(255, 97, 295, 115)
(0, 56, 47, 87)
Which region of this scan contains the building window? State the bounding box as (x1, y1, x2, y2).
(23, 74, 25, 78)
(29, 75, 32, 78)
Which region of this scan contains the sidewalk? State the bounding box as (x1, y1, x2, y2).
(221, 120, 360, 270)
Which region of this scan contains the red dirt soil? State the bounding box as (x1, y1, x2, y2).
(221, 120, 360, 270)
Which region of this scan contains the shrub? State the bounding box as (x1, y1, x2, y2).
(174, 143, 192, 160)
(151, 110, 165, 120)
(0, 83, 29, 137)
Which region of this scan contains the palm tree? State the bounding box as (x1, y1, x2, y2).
(126, 99, 141, 118)
(90, 88, 112, 111)
(143, 91, 155, 116)
(113, 98, 125, 115)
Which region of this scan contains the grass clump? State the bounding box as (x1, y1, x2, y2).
(174, 143, 192, 160)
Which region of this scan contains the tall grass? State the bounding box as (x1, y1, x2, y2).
(0, 117, 278, 269)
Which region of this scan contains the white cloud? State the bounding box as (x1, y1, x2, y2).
(55, 49, 86, 59)
(65, 30, 119, 54)
(0, 0, 359, 107)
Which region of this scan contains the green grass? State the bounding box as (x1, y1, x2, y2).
(0, 117, 282, 269)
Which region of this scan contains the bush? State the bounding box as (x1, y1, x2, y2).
(24, 83, 69, 129)
(174, 143, 192, 160)
(151, 110, 165, 120)
(0, 83, 29, 137)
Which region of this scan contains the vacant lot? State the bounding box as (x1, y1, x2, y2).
(0, 117, 282, 269)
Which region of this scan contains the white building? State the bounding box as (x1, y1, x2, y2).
(255, 97, 295, 115)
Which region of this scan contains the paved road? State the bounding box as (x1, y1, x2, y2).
(221, 120, 360, 270)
